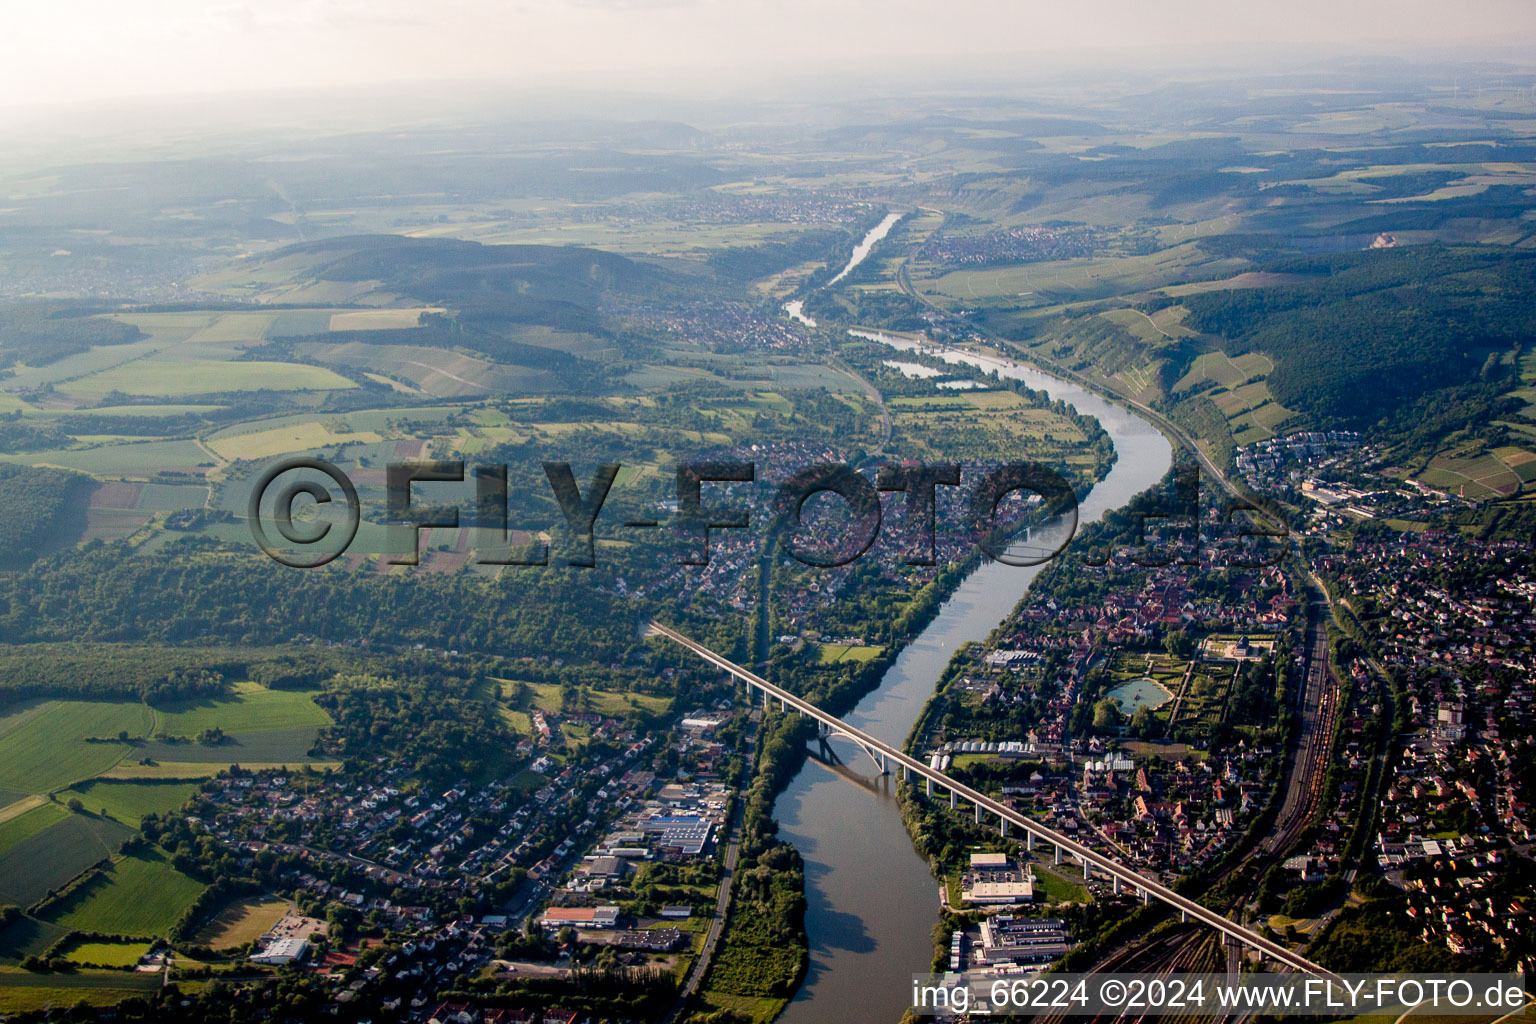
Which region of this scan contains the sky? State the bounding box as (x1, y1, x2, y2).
(3, 0, 1536, 111)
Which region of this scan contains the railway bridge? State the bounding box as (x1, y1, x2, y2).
(645, 619, 1343, 987)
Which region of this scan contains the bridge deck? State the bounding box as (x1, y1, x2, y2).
(646, 619, 1342, 986)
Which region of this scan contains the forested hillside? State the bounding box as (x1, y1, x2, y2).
(0, 465, 93, 569)
(1181, 246, 1536, 427)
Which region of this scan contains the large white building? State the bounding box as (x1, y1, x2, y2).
(960, 852, 1035, 905)
(249, 936, 308, 965)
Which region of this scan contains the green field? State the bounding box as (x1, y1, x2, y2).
(1415, 441, 1535, 499)
(206, 421, 384, 461)
(0, 966, 190, 1013)
(45, 848, 206, 937)
(0, 813, 134, 908)
(0, 701, 152, 794)
(151, 681, 332, 738)
(58, 939, 152, 967)
(914, 243, 1248, 307)
(59, 359, 355, 398)
(1030, 862, 1091, 904)
(134, 726, 323, 764)
(1174, 350, 1272, 392)
(0, 803, 68, 856)
(815, 643, 885, 664)
(52, 781, 198, 827)
(0, 439, 210, 479)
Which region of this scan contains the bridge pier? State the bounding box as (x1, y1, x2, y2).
(926, 778, 933, 797)
(949, 790, 956, 809)
(974, 804, 982, 824)
(1000, 817, 1008, 837)
(1026, 833, 1034, 853)
(1113, 876, 1121, 895)
(1055, 844, 1062, 866)
(1081, 856, 1090, 881)
(1141, 888, 1150, 905)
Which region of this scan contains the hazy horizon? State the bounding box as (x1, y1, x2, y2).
(4, 0, 1536, 114)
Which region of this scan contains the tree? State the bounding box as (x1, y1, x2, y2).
(1092, 698, 1123, 733)
(1163, 629, 1193, 659)
(1130, 704, 1162, 739)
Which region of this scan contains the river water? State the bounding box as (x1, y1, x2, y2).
(772, 332, 1172, 1024)
(783, 212, 904, 327)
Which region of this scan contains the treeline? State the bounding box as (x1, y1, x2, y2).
(706, 227, 854, 283)
(0, 415, 72, 454)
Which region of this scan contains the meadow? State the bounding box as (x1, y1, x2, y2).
(45, 848, 206, 937)
(52, 781, 199, 827)
(149, 681, 332, 738)
(492, 679, 673, 720)
(0, 439, 210, 479)
(58, 939, 151, 967)
(815, 644, 884, 664)
(134, 726, 323, 764)
(0, 813, 134, 908)
(0, 967, 181, 1014)
(205, 421, 384, 461)
(0, 700, 152, 794)
(912, 242, 1248, 308)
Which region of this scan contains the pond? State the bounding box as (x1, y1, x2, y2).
(1107, 676, 1174, 715)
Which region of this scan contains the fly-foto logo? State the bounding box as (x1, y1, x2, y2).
(247, 457, 1285, 569)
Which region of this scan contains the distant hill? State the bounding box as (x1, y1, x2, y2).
(278, 235, 683, 337)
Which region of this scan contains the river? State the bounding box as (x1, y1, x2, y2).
(772, 331, 1172, 1024)
(783, 211, 903, 327)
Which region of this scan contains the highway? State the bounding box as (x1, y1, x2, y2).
(646, 619, 1346, 988)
